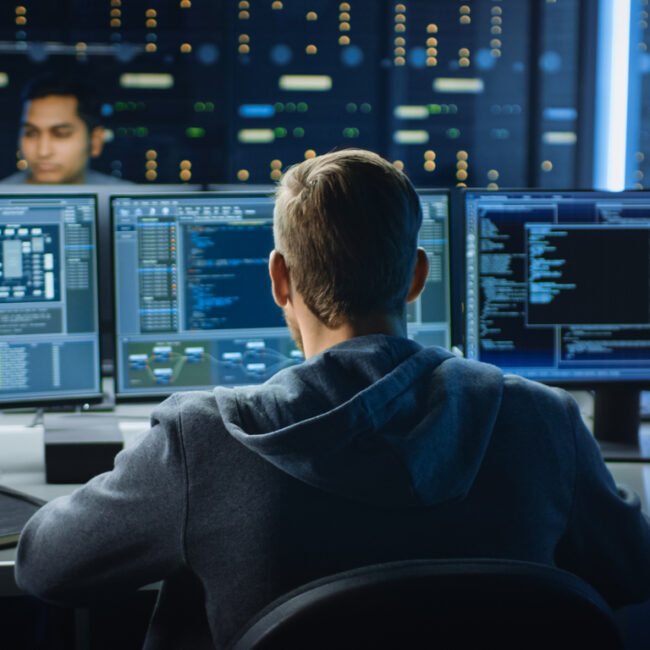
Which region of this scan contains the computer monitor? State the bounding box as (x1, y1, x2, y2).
(459, 189, 650, 447)
(112, 189, 452, 399)
(111, 191, 299, 399)
(409, 189, 451, 349)
(0, 193, 102, 407)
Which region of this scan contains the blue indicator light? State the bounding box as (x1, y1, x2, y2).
(239, 104, 276, 118)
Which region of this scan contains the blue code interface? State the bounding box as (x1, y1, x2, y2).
(0, 195, 101, 404)
(464, 191, 650, 383)
(113, 191, 451, 396)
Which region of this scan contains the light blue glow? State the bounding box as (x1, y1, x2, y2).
(594, 0, 632, 190)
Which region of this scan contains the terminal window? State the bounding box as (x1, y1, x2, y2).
(464, 192, 650, 382)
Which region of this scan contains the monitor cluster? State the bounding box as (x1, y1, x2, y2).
(1, 186, 649, 409)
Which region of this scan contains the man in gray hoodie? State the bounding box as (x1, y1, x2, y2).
(15, 149, 650, 649)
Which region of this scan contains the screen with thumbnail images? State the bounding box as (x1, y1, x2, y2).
(0, 194, 102, 406)
(462, 190, 650, 384)
(112, 190, 451, 398)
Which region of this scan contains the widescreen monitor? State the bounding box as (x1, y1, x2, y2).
(460, 189, 650, 447)
(111, 190, 451, 399)
(0, 194, 102, 407)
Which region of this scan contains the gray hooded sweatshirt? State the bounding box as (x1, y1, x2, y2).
(15, 335, 650, 649)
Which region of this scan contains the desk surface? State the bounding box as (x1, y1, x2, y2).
(1, 396, 650, 595)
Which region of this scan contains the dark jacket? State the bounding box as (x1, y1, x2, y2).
(15, 335, 650, 649)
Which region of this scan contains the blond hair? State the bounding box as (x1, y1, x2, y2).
(274, 149, 422, 328)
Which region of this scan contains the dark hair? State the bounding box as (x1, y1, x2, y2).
(274, 149, 423, 328)
(21, 74, 102, 131)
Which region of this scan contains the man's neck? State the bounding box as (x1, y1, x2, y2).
(300, 309, 407, 358)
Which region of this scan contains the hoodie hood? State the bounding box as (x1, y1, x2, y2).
(215, 335, 504, 507)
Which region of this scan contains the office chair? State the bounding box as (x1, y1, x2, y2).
(229, 558, 623, 650)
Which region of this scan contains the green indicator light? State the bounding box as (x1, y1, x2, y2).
(115, 102, 126, 111)
(293, 127, 305, 137)
(194, 102, 206, 112)
(285, 102, 296, 112)
(360, 103, 371, 113)
(186, 127, 206, 138)
(346, 102, 357, 113)
(446, 128, 461, 139)
(441, 105, 450, 114)
(274, 127, 288, 137)
(429, 104, 442, 114)
(274, 102, 284, 112)
(450, 104, 458, 113)
(135, 127, 149, 137)
(205, 102, 215, 111)
(297, 102, 308, 112)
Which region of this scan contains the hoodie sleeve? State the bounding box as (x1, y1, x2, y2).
(14, 394, 188, 605)
(555, 395, 650, 608)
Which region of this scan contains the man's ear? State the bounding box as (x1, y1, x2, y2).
(269, 249, 291, 308)
(406, 247, 429, 303)
(89, 126, 105, 158)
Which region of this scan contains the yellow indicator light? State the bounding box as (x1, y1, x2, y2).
(394, 105, 428, 119)
(395, 14, 406, 23)
(271, 1, 283, 9)
(145, 43, 158, 53)
(339, 3, 351, 11)
(307, 11, 318, 20)
(427, 24, 438, 33)
(239, 11, 250, 19)
(180, 170, 192, 181)
(17, 159, 28, 171)
(424, 150, 436, 161)
(339, 36, 350, 45)
(270, 169, 282, 181)
(394, 24, 406, 32)
(180, 43, 192, 53)
(145, 170, 157, 181)
(239, 44, 250, 54)
(393, 160, 405, 171)
(394, 47, 405, 56)
(15, 16, 27, 25)
(459, 58, 470, 67)
(541, 161, 553, 172)
(146, 150, 158, 159)
(111, 8, 121, 17)
(111, 18, 121, 27)
(339, 12, 350, 21)
(427, 38, 437, 46)
(427, 58, 437, 66)
(239, 34, 250, 43)
(270, 159, 283, 169)
(304, 149, 317, 159)
(393, 130, 430, 145)
(491, 26, 502, 34)
(457, 150, 469, 160)
(457, 161, 468, 170)
(339, 22, 350, 31)
(278, 75, 332, 91)
(456, 170, 468, 180)
(180, 160, 192, 170)
(424, 160, 436, 172)
(394, 57, 406, 65)
(146, 9, 157, 17)
(460, 5, 471, 14)
(306, 44, 318, 55)
(16, 6, 27, 15)
(394, 37, 405, 46)
(180, 0, 192, 7)
(487, 183, 499, 190)
(237, 170, 250, 182)
(146, 19, 157, 28)
(395, 4, 406, 12)
(238, 129, 275, 143)
(460, 16, 471, 25)
(146, 161, 157, 170)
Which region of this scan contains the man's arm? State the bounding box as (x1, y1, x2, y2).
(15, 394, 188, 605)
(556, 395, 650, 608)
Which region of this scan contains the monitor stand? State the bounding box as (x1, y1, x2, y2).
(593, 387, 641, 459)
(36, 410, 123, 484)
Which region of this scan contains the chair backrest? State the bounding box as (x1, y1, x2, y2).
(229, 558, 623, 650)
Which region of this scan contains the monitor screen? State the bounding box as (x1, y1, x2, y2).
(409, 190, 451, 349)
(462, 189, 650, 384)
(112, 190, 452, 398)
(0, 194, 102, 406)
(112, 192, 300, 398)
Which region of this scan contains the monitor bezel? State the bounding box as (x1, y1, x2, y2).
(110, 190, 279, 402)
(0, 192, 104, 409)
(454, 187, 650, 389)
